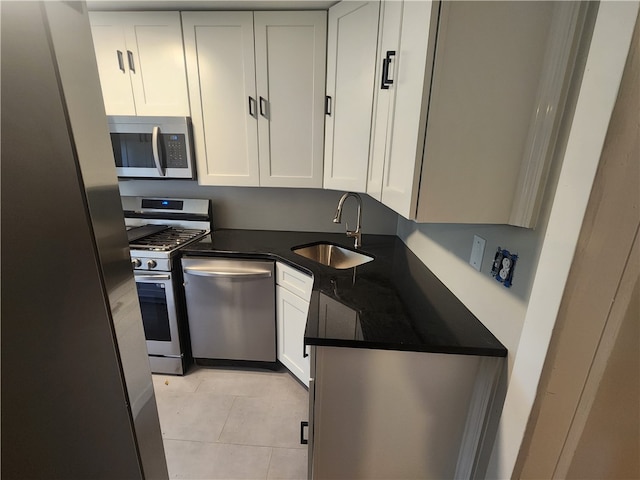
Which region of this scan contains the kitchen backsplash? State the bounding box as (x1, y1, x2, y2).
(118, 180, 399, 234)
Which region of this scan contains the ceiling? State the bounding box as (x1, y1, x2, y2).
(86, 0, 339, 11)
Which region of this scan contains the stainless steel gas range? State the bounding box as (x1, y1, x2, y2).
(122, 196, 212, 375)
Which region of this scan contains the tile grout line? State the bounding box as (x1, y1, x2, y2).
(155, 367, 309, 479)
(162, 437, 306, 452)
(191, 369, 205, 393)
(265, 447, 274, 480)
(216, 395, 239, 443)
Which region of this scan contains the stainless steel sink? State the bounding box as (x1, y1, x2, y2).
(292, 242, 374, 269)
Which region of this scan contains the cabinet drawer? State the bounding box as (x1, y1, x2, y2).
(276, 262, 313, 301)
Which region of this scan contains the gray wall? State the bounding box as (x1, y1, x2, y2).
(397, 72, 569, 367)
(119, 181, 399, 234)
(397, 220, 547, 302)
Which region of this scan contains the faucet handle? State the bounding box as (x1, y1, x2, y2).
(344, 222, 362, 248)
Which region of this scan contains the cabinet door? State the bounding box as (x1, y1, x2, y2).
(380, 0, 436, 218)
(366, 0, 437, 218)
(90, 12, 190, 116)
(254, 12, 327, 188)
(89, 14, 136, 115)
(276, 286, 310, 386)
(182, 12, 260, 186)
(124, 12, 190, 116)
(324, 1, 380, 192)
(366, 0, 403, 200)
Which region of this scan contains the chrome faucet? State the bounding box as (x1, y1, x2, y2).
(333, 192, 363, 248)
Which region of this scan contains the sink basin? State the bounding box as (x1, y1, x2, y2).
(292, 242, 374, 269)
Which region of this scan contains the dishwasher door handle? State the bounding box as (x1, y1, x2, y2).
(184, 266, 273, 279)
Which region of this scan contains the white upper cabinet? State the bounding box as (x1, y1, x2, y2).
(90, 17, 135, 115)
(254, 12, 327, 188)
(367, 0, 404, 202)
(360, 0, 581, 226)
(416, 1, 563, 225)
(182, 12, 260, 186)
(367, 0, 438, 216)
(183, 11, 326, 188)
(89, 12, 190, 116)
(376, 0, 438, 217)
(323, 1, 381, 192)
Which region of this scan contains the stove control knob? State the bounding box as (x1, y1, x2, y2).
(147, 260, 157, 270)
(131, 258, 141, 269)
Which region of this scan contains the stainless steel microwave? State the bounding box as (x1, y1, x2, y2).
(108, 116, 196, 179)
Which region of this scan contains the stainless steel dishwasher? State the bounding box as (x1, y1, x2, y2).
(181, 257, 276, 363)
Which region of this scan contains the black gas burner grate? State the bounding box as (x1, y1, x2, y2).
(129, 227, 206, 251)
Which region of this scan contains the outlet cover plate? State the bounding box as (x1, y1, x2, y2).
(470, 235, 486, 271)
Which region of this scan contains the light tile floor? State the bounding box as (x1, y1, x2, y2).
(152, 365, 309, 480)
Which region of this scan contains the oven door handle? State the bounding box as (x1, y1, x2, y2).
(151, 126, 165, 177)
(184, 267, 272, 279)
(135, 274, 171, 281)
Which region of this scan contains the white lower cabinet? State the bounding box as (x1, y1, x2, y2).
(276, 263, 312, 386)
(276, 287, 311, 386)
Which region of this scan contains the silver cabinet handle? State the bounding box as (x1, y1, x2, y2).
(127, 50, 135, 73)
(135, 274, 170, 281)
(117, 50, 125, 73)
(184, 267, 272, 279)
(151, 126, 165, 176)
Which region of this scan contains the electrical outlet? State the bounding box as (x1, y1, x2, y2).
(491, 247, 518, 288)
(469, 235, 486, 271)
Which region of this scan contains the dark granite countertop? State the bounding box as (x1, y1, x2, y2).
(181, 229, 507, 357)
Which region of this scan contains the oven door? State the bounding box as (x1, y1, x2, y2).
(134, 271, 181, 357)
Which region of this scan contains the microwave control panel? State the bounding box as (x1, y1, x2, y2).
(164, 134, 188, 168)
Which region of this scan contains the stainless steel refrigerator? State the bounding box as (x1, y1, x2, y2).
(1, 2, 168, 478)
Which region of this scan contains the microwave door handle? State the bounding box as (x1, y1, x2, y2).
(151, 126, 165, 177)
